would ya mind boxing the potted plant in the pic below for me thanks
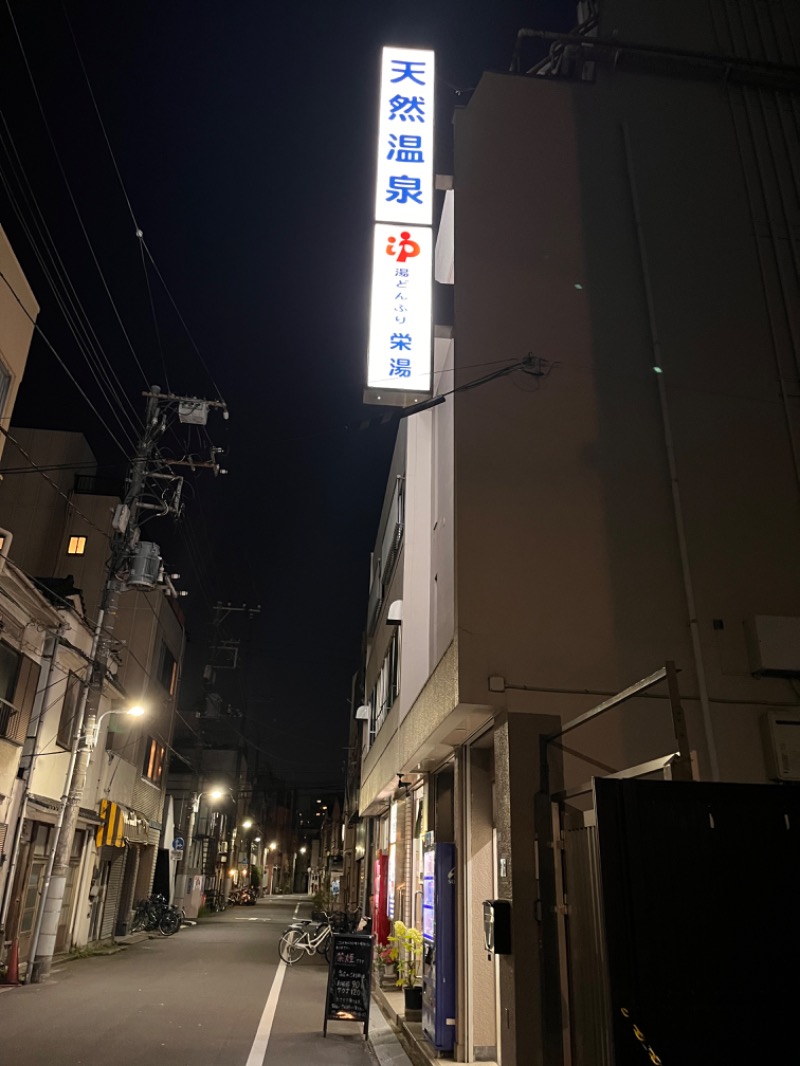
[388,920,424,1012]
[374,941,397,987]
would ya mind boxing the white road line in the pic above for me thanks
[243,902,302,1065]
[244,958,288,1066]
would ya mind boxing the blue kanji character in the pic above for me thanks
[386,176,422,205]
[389,357,412,378]
[387,134,424,163]
[390,333,412,351]
[388,95,425,122]
[395,268,409,278]
[391,60,426,86]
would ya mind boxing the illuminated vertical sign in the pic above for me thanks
[367,46,435,401]
[367,224,432,394]
[374,48,435,226]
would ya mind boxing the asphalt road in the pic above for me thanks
[0,895,378,1066]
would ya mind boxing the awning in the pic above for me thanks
[27,793,60,822]
[79,807,104,826]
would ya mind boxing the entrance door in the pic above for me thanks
[14,823,52,965]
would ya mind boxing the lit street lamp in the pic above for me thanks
[91,704,145,747]
[291,845,308,894]
[179,785,229,917]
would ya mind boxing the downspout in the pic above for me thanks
[622,122,720,781]
[0,624,64,934]
[29,608,104,979]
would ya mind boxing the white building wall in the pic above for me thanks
[398,411,433,717]
[431,337,455,667]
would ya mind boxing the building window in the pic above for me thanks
[0,641,20,738]
[367,630,401,748]
[56,672,82,749]
[158,643,177,696]
[0,362,11,419]
[142,736,165,785]
[67,536,87,556]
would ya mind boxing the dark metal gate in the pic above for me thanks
[540,663,800,1065]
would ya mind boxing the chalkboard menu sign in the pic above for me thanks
[323,933,374,1038]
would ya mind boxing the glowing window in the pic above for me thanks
[67,536,87,556]
[142,736,165,785]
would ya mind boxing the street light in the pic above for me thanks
[191,786,227,814]
[91,704,145,747]
[178,785,231,918]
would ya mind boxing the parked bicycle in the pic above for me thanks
[130,893,183,936]
[329,905,365,933]
[278,912,332,964]
[203,890,227,912]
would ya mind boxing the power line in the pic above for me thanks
[5,0,151,390]
[57,2,225,407]
[0,269,132,456]
[0,424,116,538]
[0,120,142,441]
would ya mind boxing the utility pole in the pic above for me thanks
[203,601,262,680]
[32,386,227,980]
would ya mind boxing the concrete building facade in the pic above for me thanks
[0,427,186,956]
[359,4,800,1064]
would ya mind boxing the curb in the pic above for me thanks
[370,987,435,1066]
[369,995,413,1066]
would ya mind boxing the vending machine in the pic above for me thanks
[421,835,456,1051]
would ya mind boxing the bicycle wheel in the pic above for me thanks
[130,908,146,933]
[315,926,332,961]
[279,928,306,965]
[159,909,182,936]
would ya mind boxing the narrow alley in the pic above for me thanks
[0,897,408,1066]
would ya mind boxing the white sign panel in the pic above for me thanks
[374,47,435,226]
[367,223,432,394]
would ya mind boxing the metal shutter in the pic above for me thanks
[100,850,127,940]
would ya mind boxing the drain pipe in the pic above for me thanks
[0,624,64,935]
[622,122,720,781]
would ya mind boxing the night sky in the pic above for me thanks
[0,1,570,793]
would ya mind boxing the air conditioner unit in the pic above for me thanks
[761,711,800,782]
[746,616,800,677]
